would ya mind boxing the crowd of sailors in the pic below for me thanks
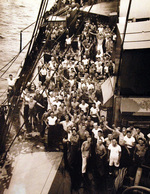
[8,16,150,188]
[48,0,114,15]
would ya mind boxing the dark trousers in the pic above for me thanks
[24,104,29,122]
[48,125,56,147]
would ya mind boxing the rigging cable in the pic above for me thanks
[1,1,95,164]
[30,2,94,87]
[0,39,31,78]
[0,0,60,163]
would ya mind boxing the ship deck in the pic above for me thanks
[4,152,63,194]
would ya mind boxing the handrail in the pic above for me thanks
[0,0,94,161]
[122,186,150,194]
[0,0,52,155]
[26,0,45,56]
[0,39,31,78]
[21,21,36,32]
[20,22,36,52]
[26,0,49,56]
[0,22,36,73]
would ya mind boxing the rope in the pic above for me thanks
[0,0,56,162]
[2,122,25,162]
[0,1,94,164]
[0,54,19,72]
[0,89,7,98]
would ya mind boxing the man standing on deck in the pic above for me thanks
[46,111,57,149]
[81,137,92,176]
[28,96,44,130]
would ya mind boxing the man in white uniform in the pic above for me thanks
[108,138,121,175]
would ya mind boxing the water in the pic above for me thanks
[0,0,55,103]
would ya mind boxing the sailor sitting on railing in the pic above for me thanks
[7,74,18,89]
[6,74,19,97]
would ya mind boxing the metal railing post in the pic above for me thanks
[20,31,22,52]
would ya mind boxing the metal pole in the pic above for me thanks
[116,0,132,92]
[20,31,22,52]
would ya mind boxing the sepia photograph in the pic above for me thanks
[0,0,150,193]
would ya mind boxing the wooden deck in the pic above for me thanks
[4,152,63,194]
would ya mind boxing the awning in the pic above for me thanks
[80,2,118,17]
[120,0,150,19]
[117,21,150,49]
[121,98,150,115]
[47,15,66,22]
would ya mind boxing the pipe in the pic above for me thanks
[20,31,22,52]
[122,186,150,194]
[116,0,133,93]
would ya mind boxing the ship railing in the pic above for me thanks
[26,0,49,57]
[0,0,58,155]
[0,0,95,161]
[20,21,36,52]
[0,41,31,107]
[0,37,35,105]
[0,0,50,104]
[122,186,150,194]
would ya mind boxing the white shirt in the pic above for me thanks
[40,68,47,76]
[104,66,109,73]
[94,100,101,110]
[90,107,98,117]
[124,135,135,148]
[87,83,94,91]
[7,78,16,87]
[82,59,89,66]
[92,128,102,139]
[98,27,103,33]
[97,136,104,143]
[96,65,103,74]
[68,131,72,141]
[47,116,57,125]
[108,144,121,158]
[79,103,89,113]
[60,120,73,131]
[69,79,75,87]
[66,37,71,45]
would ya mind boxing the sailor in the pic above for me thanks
[69,128,80,169]
[81,137,92,175]
[28,95,44,129]
[6,74,19,98]
[108,138,122,175]
[133,137,147,166]
[21,88,30,123]
[46,111,57,148]
[95,138,107,176]
[39,64,47,85]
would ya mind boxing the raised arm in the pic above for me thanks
[89,31,97,36]
[36,102,45,109]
